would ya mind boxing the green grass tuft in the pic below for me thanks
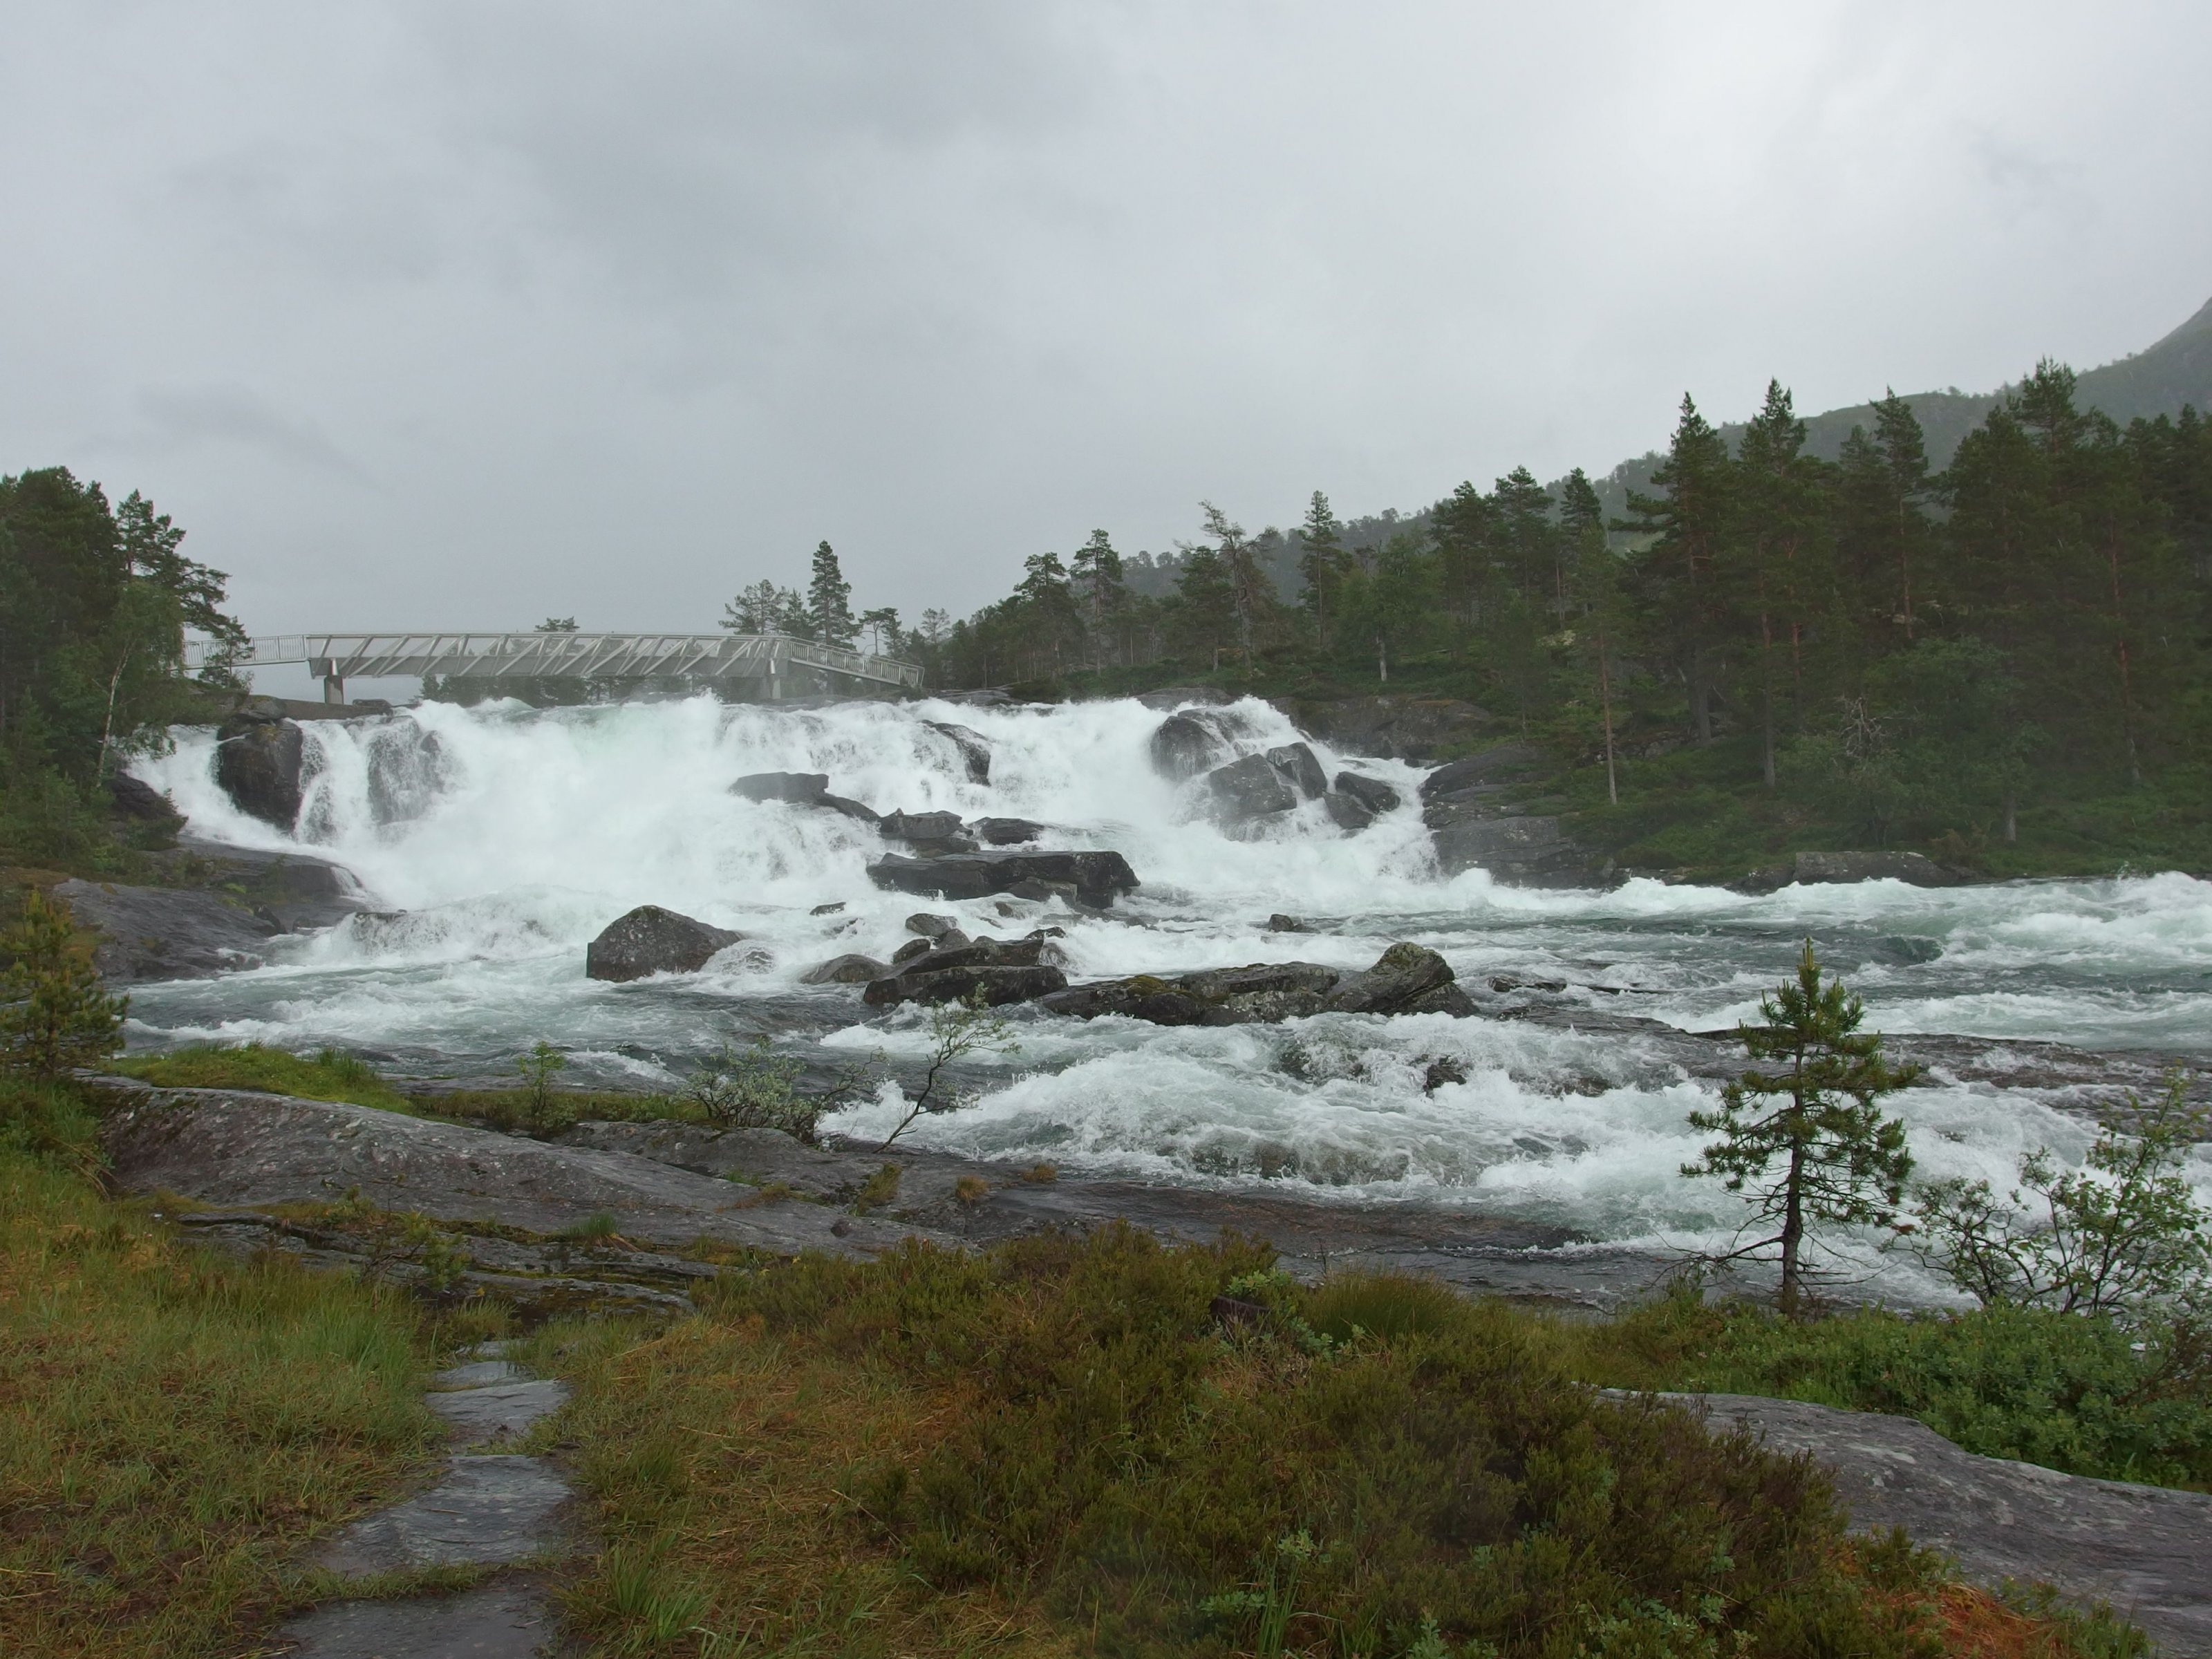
[111,1042,415,1114]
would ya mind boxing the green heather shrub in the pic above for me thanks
[1575,1280,2212,1489]
[565,1230,1953,1658]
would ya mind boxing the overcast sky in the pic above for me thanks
[5,2,2209,641]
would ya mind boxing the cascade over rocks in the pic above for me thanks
[584,905,742,982]
[359,720,451,827]
[923,720,992,783]
[1202,741,1333,827]
[863,932,1067,1007]
[1040,943,1471,1025]
[868,849,1138,909]
[214,702,306,829]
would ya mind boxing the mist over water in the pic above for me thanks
[129,695,2212,1291]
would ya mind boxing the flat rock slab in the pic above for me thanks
[320,1456,573,1575]
[1671,1392,2212,1655]
[430,1379,570,1443]
[95,1082,935,1257]
[276,1579,560,1658]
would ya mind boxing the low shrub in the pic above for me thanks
[537,1232,1987,1658]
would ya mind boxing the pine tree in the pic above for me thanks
[1295,492,1349,648]
[1683,942,1920,1315]
[807,541,855,648]
[1069,529,1130,668]
[1622,395,1735,744]
[1562,469,1622,804]
[1,888,126,1078]
[1730,381,1827,788]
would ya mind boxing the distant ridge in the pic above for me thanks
[1584,289,2212,519]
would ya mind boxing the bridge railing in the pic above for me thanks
[185,632,922,690]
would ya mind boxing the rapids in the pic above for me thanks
[129,694,2212,1297]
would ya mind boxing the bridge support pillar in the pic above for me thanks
[323,673,346,705]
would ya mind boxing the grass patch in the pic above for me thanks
[519,1233,2128,1658]
[111,1042,415,1114]
[0,1121,445,1657]
[420,1087,698,1136]
[1555,1281,2212,1490]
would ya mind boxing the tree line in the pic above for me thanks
[894,361,2208,854]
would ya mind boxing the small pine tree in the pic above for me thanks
[1,888,127,1077]
[1683,941,1920,1314]
[807,541,856,648]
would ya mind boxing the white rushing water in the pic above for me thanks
[129,694,2212,1291]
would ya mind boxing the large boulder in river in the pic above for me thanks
[1149,709,1238,781]
[585,906,742,982]
[863,933,1067,1007]
[924,721,991,784]
[800,953,888,986]
[1040,944,1470,1026]
[1333,771,1401,814]
[868,850,1138,910]
[1203,741,1329,825]
[732,771,881,825]
[215,705,306,829]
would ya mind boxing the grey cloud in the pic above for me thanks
[133,386,379,488]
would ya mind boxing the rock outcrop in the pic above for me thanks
[1421,746,1606,886]
[924,720,992,783]
[971,816,1044,845]
[868,850,1138,909]
[95,1082,925,1260]
[583,905,742,982]
[214,703,307,829]
[53,878,278,982]
[863,932,1069,1007]
[1735,850,1965,892]
[1277,694,1497,761]
[1041,943,1473,1025]
[879,809,977,854]
[1661,1393,2212,1656]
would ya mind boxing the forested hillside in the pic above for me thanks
[915,359,2212,877]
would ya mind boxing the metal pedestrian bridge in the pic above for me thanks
[185,632,924,702]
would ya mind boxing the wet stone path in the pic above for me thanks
[276,1344,577,1658]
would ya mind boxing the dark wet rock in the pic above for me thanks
[561,1121,878,1201]
[214,704,307,829]
[94,1082,932,1257]
[810,901,846,915]
[879,809,976,854]
[1278,694,1497,761]
[924,720,992,783]
[109,771,183,832]
[1400,983,1479,1018]
[863,933,1067,1006]
[1136,686,1238,710]
[1042,944,1463,1027]
[584,904,742,982]
[1425,807,1608,887]
[1266,913,1309,932]
[276,1578,561,1659]
[1422,1056,1470,1091]
[360,719,451,827]
[1149,709,1239,780]
[733,771,879,824]
[732,769,830,803]
[319,1454,571,1574]
[1333,771,1402,814]
[906,912,960,938]
[868,850,1138,909]
[1268,741,1329,799]
[429,1377,570,1442]
[1203,752,1298,820]
[1325,942,1454,1013]
[800,953,888,985]
[891,937,932,964]
[155,838,373,931]
[1421,743,1550,800]
[1322,791,1374,832]
[972,816,1045,845]
[1659,1393,2212,1656]
[51,878,277,982]
[1735,850,1966,892]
